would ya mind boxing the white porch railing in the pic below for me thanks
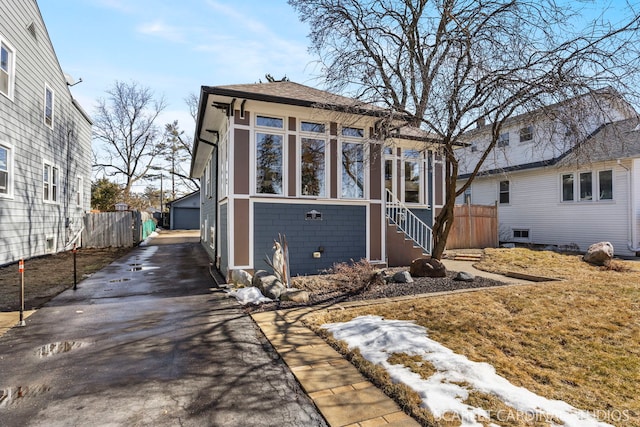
[385,189,433,254]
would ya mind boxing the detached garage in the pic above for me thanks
[168,191,200,230]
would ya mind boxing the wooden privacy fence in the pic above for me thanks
[82,211,156,248]
[446,203,498,250]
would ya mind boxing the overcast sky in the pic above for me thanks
[38,0,321,136]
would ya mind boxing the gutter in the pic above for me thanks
[618,160,640,253]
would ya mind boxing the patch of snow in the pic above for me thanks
[139,231,159,247]
[227,286,273,305]
[322,315,612,427]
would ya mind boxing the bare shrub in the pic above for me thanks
[324,258,383,293]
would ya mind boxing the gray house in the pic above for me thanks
[0,0,92,266]
[190,82,445,278]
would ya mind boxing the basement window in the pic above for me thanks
[513,229,530,240]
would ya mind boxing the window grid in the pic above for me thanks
[43,163,59,203]
[0,40,15,99]
[0,144,10,196]
[499,180,510,204]
[44,84,54,128]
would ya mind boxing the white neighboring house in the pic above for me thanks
[0,0,92,266]
[456,91,640,257]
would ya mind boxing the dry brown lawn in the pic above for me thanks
[304,248,640,427]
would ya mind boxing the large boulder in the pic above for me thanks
[253,274,286,299]
[410,257,447,278]
[583,242,614,266]
[252,270,271,287]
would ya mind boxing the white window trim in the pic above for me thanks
[560,169,615,203]
[596,168,614,202]
[253,128,286,197]
[401,148,425,205]
[43,161,60,204]
[0,141,14,199]
[299,122,329,198]
[255,114,285,130]
[511,227,531,242]
[76,175,84,208]
[0,36,16,101]
[44,83,55,129]
[519,125,534,143]
[338,136,367,200]
[498,180,510,205]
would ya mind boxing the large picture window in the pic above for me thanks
[0,144,11,196]
[0,40,15,99]
[341,142,364,198]
[256,132,283,195]
[301,137,325,197]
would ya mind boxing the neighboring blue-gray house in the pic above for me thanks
[168,190,200,230]
[0,0,92,266]
[190,82,445,277]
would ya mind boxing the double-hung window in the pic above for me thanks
[300,121,326,197]
[519,125,533,142]
[0,144,12,197]
[76,176,83,207]
[499,180,510,204]
[561,173,574,201]
[256,115,284,195]
[0,39,15,99]
[403,149,421,204]
[44,84,54,128]
[497,132,510,147]
[341,127,365,199]
[579,171,593,201]
[43,162,59,203]
[561,170,613,202]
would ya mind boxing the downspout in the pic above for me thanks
[618,160,640,253]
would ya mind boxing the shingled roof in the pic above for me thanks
[202,81,387,116]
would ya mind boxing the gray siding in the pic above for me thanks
[253,203,367,276]
[0,0,92,266]
[219,203,228,275]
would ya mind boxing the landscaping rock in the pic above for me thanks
[280,288,310,303]
[229,269,253,287]
[252,270,270,287]
[454,271,475,282]
[501,243,516,249]
[409,257,447,278]
[253,274,278,292]
[583,241,614,266]
[263,279,286,300]
[392,271,414,283]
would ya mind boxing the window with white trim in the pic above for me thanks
[579,171,593,201]
[497,132,510,147]
[43,162,59,203]
[340,126,365,199]
[0,38,15,99]
[76,176,83,207]
[513,229,530,240]
[598,170,613,200]
[301,137,326,197]
[561,173,574,201]
[403,149,421,203]
[0,143,12,197]
[44,84,54,128]
[256,132,283,195]
[519,125,533,142]
[499,180,510,204]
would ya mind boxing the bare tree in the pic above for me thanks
[289,0,640,259]
[93,80,167,198]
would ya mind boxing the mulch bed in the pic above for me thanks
[243,270,509,313]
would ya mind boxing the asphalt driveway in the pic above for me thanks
[0,231,326,426]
